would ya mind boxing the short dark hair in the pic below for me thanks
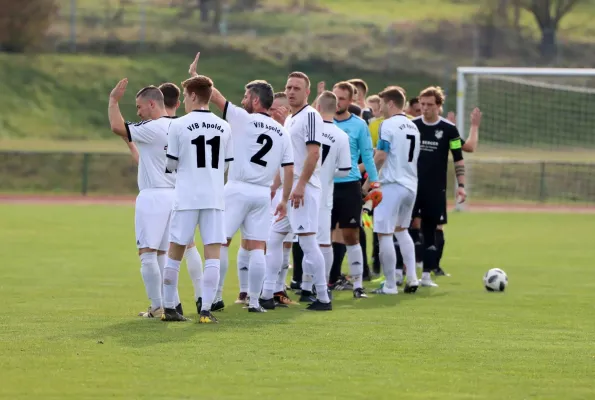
[408,97,419,106]
[287,71,311,88]
[136,86,165,104]
[379,86,406,109]
[333,81,356,100]
[245,80,274,110]
[181,75,213,104]
[158,83,180,108]
[274,92,287,99]
[317,91,337,114]
[348,79,368,96]
[348,103,362,117]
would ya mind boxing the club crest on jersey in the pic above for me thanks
[435,130,443,139]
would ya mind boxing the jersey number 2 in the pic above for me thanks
[192,135,220,168]
[250,134,273,167]
[406,134,416,163]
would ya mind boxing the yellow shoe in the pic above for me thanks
[198,310,218,324]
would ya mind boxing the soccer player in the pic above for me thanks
[406,97,422,118]
[122,82,205,317]
[368,87,420,294]
[314,90,352,280]
[162,75,233,323]
[261,71,331,311]
[348,78,373,124]
[330,81,380,298]
[411,86,466,288]
[206,80,294,313]
[108,79,177,319]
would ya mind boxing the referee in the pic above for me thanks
[330,81,379,298]
[411,86,466,287]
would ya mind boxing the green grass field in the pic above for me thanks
[1,203,594,399]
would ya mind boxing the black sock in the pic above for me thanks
[409,228,423,263]
[421,221,438,273]
[372,233,381,274]
[436,229,445,268]
[330,242,346,284]
[291,241,304,283]
[359,227,370,279]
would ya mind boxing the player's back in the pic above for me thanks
[333,113,369,183]
[126,117,176,191]
[167,110,232,211]
[223,102,293,187]
[319,121,351,208]
[284,105,323,188]
[379,114,420,193]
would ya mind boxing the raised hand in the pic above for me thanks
[188,52,200,77]
[110,78,128,102]
[470,107,482,128]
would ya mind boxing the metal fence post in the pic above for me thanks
[81,153,90,196]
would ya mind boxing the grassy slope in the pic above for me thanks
[1,204,594,399]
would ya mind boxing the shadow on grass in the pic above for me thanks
[328,286,449,310]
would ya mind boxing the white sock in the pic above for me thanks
[201,259,220,312]
[394,231,418,283]
[140,252,162,309]
[346,244,364,289]
[216,246,229,301]
[185,246,203,301]
[237,247,250,294]
[300,235,329,303]
[320,246,333,281]
[157,254,166,298]
[379,235,397,290]
[248,249,266,308]
[163,258,181,309]
[262,232,285,300]
[275,246,291,292]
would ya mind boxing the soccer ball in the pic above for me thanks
[483,268,508,292]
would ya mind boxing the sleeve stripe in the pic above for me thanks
[281,162,294,167]
[338,167,351,171]
[307,112,314,142]
[225,158,234,162]
[222,101,229,121]
[166,154,178,160]
[125,124,132,142]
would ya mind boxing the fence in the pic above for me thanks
[2,151,594,206]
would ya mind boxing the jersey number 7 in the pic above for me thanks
[406,134,416,163]
[192,135,220,169]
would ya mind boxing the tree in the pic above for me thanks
[520,0,582,60]
[0,0,57,52]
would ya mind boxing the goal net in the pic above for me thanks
[455,67,595,209]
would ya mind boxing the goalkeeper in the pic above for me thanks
[329,81,380,299]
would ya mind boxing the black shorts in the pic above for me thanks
[332,181,362,229]
[412,186,448,225]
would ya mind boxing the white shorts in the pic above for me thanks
[373,183,416,234]
[317,205,332,245]
[135,188,175,251]
[224,181,270,241]
[270,189,296,243]
[169,209,226,246]
[271,183,320,235]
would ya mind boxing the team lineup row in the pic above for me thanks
[107,52,482,323]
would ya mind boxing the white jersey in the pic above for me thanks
[166,110,233,211]
[319,121,351,208]
[126,117,176,191]
[284,105,324,189]
[377,113,420,192]
[223,101,294,187]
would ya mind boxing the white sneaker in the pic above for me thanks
[138,306,164,318]
[371,285,398,295]
[420,278,438,287]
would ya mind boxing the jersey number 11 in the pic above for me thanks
[192,135,220,169]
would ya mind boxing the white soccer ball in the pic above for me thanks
[483,268,508,292]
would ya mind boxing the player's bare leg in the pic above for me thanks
[137,247,164,318]
[184,242,204,313]
[161,243,189,322]
[235,238,250,305]
[342,227,367,298]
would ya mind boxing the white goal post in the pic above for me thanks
[454,67,595,209]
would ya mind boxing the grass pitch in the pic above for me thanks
[1,204,594,399]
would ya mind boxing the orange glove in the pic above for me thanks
[363,182,382,209]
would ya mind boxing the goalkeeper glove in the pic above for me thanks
[363,182,382,213]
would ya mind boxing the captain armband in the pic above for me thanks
[377,139,390,152]
[450,138,464,162]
